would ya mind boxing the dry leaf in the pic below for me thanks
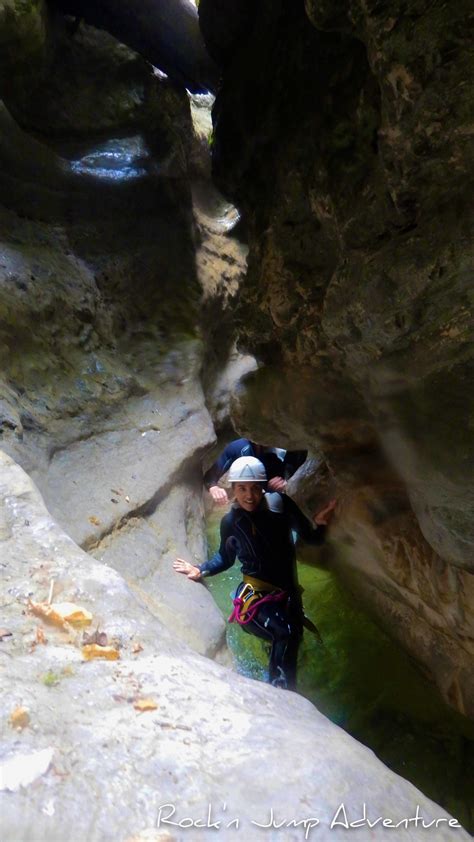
[54,602,93,627]
[28,601,68,629]
[28,601,92,629]
[133,698,158,713]
[112,693,128,703]
[9,706,30,730]
[132,642,143,654]
[82,644,120,661]
[0,628,12,641]
[83,629,108,647]
[35,626,47,644]
[88,516,101,526]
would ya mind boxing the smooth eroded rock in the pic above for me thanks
[0,450,469,842]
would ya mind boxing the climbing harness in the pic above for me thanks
[228,576,288,626]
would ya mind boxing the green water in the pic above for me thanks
[205,511,474,833]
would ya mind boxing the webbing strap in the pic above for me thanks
[228,586,287,626]
[242,574,276,592]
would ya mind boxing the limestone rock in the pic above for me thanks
[204,345,257,434]
[0,0,51,103]
[204,0,474,717]
[94,482,227,659]
[199,0,254,66]
[0,7,233,664]
[6,21,163,139]
[192,164,250,414]
[0,450,469,842]
[41,381,214,548]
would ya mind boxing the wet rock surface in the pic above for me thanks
[204,0,474,718]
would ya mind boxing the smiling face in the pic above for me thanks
[233,481,264,512]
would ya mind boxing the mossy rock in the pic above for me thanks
[0,0,51,101]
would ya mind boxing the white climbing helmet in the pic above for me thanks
[228,456,267,483]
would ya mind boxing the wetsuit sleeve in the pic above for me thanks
[199,514,237,576]
[203,439,252,489]
[283,494,326,545]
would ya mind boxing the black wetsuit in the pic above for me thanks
[199,492,326,689]
[203,438,307,489]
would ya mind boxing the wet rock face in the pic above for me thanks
[203,0,474,714]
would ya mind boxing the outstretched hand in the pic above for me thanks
[313,498,337,526]
[173,557,202,580]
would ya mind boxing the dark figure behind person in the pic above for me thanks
[175,456,335,690]
[203,437,307,505]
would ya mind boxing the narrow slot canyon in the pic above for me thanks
[0,1,473,840]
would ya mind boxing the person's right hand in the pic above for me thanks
[173,558,202,580]
[267,476,287,492]
[209,485,228,505]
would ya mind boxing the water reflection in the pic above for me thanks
[64,136,153,180]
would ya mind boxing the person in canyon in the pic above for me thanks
[174,456,336,690]
[203,438,307,504]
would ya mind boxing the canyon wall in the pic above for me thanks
[200,0,474,717]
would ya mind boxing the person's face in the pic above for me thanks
[233,482,264,512]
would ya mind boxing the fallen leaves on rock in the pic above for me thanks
[88,516,101,526]
[82,643,120,661]
[28,624,48,652]
[133,698,158,713]
[83,628,108,647]
[131,642,143,654]
[0,628,12,641]
[35,626,47,644]
[28,600,92,629]
[9,706,30,730]
[112,693,132,703]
